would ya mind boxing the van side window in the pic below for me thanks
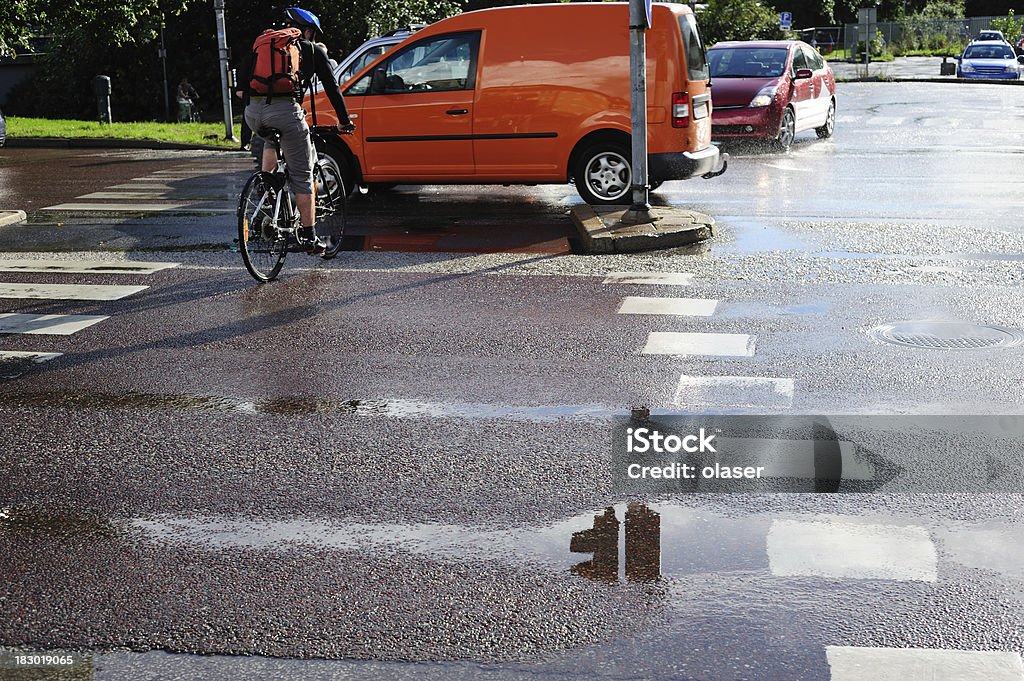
[372,32,480,94]
[678,14,709,81]
[340,45,389,83]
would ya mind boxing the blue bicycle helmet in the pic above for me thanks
[284,7,322,37]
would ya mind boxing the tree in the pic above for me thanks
[699,0,785,45]
[5,0,463,121]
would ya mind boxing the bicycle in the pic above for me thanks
[236,125,350,282]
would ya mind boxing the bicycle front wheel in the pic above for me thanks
[238,173,287,282]
[314,156,347,260]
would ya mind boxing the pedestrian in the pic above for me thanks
[176,77,199,122]
[236,7,354,252]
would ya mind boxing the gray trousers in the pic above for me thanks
[244,100,316,194]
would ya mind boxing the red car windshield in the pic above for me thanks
[709,48,789,78]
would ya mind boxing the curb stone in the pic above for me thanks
[0,210,27,227]
[569,204,714,254]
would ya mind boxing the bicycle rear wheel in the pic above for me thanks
[238,173,287,281]
[314,156,347,260]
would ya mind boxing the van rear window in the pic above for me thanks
[678,13,709,81]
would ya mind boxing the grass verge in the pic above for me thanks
[6,117,241,148]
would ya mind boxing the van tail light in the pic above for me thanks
[672,92,690,128]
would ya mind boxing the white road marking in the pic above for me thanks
[674,374,793,408]
[603,271,694,286]
[767,519,937,582]
[0,283,148,301]
[0,313,109,335]
[826,646,1024,681]
[77,192,169,200]
[763,163,814,173]
[0,351,62,363]
[109,184,173,190]
[643,332,755,357]
[41,203,232,213]
[42,202,191,211]
[618,296,718,316]
[715,437,869,480]
[0,259,178,275]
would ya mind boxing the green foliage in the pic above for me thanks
[989,9,1024,41]
[0,0,34,58]
[914,0,965,19]
[4,0,463,121]
[699,0,784,45]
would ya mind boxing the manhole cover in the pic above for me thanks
[871,321,1024,350]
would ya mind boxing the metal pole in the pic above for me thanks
[160,20,170,122]
[214,0,238,141]
[628,0,650,212]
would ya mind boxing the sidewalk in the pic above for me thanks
[829,56,955,81]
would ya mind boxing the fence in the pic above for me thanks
[800,16,1013,59]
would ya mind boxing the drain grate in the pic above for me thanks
[872,321,1024,350]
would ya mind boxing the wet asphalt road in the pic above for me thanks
[2,82,1024,680]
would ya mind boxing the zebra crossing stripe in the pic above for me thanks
[826,646,1024,681]
[0,314,109,335]
[109,184,173,190]
[0,283,148,301]
[0,351,62,363]
[674,375,793,408]
[41,202,192,212]
[767,519,938,582]
[77,192,169,200]
[643,332,755,357]
[603,272,694,286]
[0,260,178,275]
[618,297,718,316]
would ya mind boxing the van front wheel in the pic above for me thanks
[574,142,632,205]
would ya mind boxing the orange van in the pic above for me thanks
[312,2,726,204]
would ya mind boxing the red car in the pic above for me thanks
[708,40,836,150]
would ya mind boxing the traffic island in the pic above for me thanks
[0,210,27,227]
[569,204,714,254]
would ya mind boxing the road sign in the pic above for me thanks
[780,11,792,29]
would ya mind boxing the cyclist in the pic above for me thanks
[176,77,199,122]
[237,7,354,252]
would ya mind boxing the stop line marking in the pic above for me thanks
[0,259,178,275]
[0,351,62,363]
[0,283,148,301]
[674,375,793,408]
[603,271,694,286]
[768,519,938,582]
[826,646,1024,681]
[643,332,755,357]
[0,313,109,335]
[618,296,718,316]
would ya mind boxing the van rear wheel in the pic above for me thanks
[574,142,632,205]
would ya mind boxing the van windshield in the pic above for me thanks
[709,48,789,78]
[678,14,709,81]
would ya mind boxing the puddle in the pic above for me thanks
[715,218,815,255]
[0,507,122,540]
[125,504,955,588]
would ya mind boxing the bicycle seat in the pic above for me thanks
[257,127,283,143]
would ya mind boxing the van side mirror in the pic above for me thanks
[370,68,387,95]
[794,68,812,79]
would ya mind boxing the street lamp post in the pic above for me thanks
[214,0,238,141]
[628,0,651,215]
[159,19,170,122]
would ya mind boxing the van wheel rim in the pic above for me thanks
[585,151,631,201]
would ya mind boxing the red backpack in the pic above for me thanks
[249,27,303,96]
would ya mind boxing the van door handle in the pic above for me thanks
[446,109,469,115]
